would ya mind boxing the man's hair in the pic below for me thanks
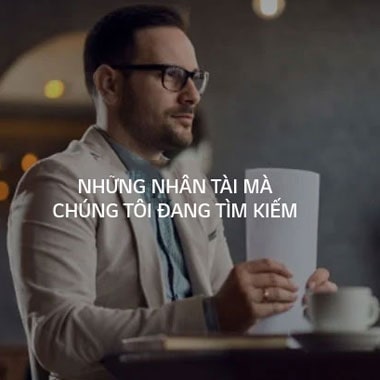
[83,5,186,96]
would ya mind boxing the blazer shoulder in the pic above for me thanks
[13,140,102,201]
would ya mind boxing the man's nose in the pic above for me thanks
[178,78,201,105]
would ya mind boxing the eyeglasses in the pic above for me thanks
[110,64,209,95]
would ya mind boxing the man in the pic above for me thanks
[7,5,336,380]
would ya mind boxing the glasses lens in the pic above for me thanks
[163,66,209,94]
[193,71,209,95]
[163,66,186,91]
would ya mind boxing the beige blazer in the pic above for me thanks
[7,126,233,380]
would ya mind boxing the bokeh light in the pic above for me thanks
[0,181,10,201]
[21,153,39,172]
[44,79,65,99]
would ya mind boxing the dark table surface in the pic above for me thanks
[104,348,380,380]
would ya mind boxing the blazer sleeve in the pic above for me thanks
[7,159,209,379]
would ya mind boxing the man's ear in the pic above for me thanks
[93,64,123,106]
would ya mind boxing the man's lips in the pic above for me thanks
[171,113,194,120]
[171,114,194,127]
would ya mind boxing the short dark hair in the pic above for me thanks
[83,5,186,96]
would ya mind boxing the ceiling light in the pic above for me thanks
[252,0,286,19]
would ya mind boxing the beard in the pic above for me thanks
[118,90,194,154]
[159,116,194,150]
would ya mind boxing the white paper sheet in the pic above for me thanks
[245,168,319,334]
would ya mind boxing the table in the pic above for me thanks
[104,349,380,380]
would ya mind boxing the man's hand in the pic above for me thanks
[303,268,338,306]
[213,259,298,333]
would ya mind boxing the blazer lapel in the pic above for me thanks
[82,126,166,307]
[116,185,166,307]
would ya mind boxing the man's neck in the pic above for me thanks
[98,124,168,168]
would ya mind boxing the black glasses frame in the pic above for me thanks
[110,64,209,95]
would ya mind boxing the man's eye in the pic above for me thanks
[166,68,184,79]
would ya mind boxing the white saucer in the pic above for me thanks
[291,328,380,351]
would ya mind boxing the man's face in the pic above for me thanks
[118,26,201,154]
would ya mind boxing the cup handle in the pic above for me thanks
[303,306,310,321]
[368,296,380,326]
[303,290,312,322]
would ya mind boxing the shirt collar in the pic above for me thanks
[97,128,166,181]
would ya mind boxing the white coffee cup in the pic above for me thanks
[306,287,379,332]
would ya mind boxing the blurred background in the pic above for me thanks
[0,0,380,367]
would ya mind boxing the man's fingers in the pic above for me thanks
[307,268,330,289]
[250,273,299,291]
[312,281,338,293]
[244,259,293,278]
[262,287,298,303]
[248,286,298,303]
[247,285,298,320]
[302,281,338,305]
